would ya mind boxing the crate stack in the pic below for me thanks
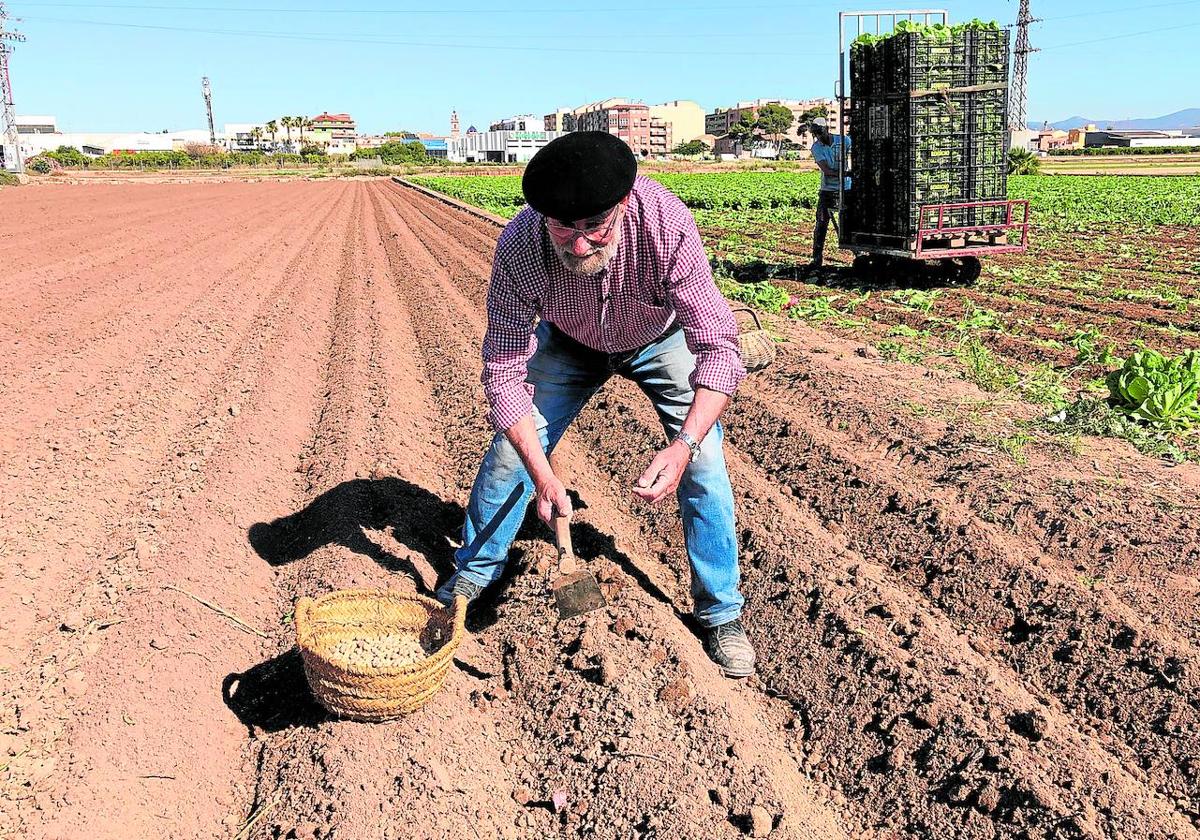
[846,25,1011,245]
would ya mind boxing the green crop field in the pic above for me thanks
[411,171,1200,460]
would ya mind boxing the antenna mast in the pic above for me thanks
[1,1,26,173]
[202,76,216,146]
[1010,0,1038,132]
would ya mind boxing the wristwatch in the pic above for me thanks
[673,431,701,463]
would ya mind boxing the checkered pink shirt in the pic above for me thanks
[482,175,745,431]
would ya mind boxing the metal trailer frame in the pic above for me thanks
[834,9,1030,275]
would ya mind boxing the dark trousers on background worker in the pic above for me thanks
[812,189,842,265]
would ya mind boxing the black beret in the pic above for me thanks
[522,131,637,222]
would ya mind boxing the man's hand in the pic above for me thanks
[535,473,572,525]
[632,441,691,505]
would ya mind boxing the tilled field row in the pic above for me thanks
[1,180,1197,840]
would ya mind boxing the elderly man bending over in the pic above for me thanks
[436,132,755,677]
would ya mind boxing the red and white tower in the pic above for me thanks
[0,1,26,173]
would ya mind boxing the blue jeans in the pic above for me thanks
[439,320,744,628]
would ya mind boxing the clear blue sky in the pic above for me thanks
[5,0,1200,134]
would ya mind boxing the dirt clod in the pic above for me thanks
[748,804,773,836]
[657,676,694,716]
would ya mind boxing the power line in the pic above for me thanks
[1041,0,1200,22]
[18,14,833,56]
[9,1,822,15]
[1038,19,1200,51]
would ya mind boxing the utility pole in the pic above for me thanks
[202,76,216,146]
[1,1,26,173]
[1010,0,1039,133]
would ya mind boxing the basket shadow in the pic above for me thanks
[221,647,327,732]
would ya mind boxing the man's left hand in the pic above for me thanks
[632,442,691,505]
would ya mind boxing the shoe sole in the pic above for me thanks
[719,663,756,678]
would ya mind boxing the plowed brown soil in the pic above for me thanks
[2,179,1198,840]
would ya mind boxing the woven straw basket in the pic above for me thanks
[734,308,777,372]
[295,589,467,721]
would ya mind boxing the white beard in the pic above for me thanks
[552,236,621,275]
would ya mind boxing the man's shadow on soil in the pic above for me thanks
[226,476,685,730]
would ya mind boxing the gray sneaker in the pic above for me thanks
[435,574,485,608]
[705,619,757,678]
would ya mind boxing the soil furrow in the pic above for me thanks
[0,184,294,326]
[721,382,1200,823]
[9,178,1195,840]
[0,182,321,384]
[0,182,351,667]
[388,182,1195,835]
[3,182,357,838]
[363,182,852,839]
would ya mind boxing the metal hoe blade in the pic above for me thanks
[553,569,607,620]
[551,511,607,620]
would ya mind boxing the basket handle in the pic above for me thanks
[731,307,764,331]
[294,596,314,644]
[449,595,468,640]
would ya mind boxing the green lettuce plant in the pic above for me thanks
[1106,350,1200,428]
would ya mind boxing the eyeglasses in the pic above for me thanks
[545,204,622,247]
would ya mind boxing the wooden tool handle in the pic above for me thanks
[552,512,577,575]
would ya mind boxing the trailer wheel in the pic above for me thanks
[939,257,982,284]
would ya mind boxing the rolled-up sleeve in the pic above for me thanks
[481,256,539,431]
[665,217,747,396]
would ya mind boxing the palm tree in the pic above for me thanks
[297,116,313,147]
[265,119,278,151]
[250,126,263,150]
[1007,146,1041,175]
[281,116,295,151]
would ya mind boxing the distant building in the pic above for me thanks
[448,129,562,163]
[19,126,214,159]
[1084,129,1200,148]
[648,100,706,147]
[16,115,58,134]
[1035,128,1072,153]
[416,138,448,159]
[565,98,673,157]
[706,98,839,153]
[224,122,270,152]
[356,134,447,158]
[1066,124,1095,147]
[490,114,541,132]
[310,112,357,142]
[450,110,460,140]
[549,107,576,132]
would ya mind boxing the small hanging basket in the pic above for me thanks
[733,308,777,372]
[295,589,467,722]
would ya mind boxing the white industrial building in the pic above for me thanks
[448,129,562,163]
[1084,129,1200,148]
[16,115,216,158]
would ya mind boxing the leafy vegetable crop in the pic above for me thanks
[852,17,999,48]
[1106,350,1200,428]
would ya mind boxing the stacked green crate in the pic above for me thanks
[847,20,1010,244]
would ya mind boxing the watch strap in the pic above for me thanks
[673,431,701,462]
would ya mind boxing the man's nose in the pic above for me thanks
[571,234,593,256]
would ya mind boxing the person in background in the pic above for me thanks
[806,116,851,273]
